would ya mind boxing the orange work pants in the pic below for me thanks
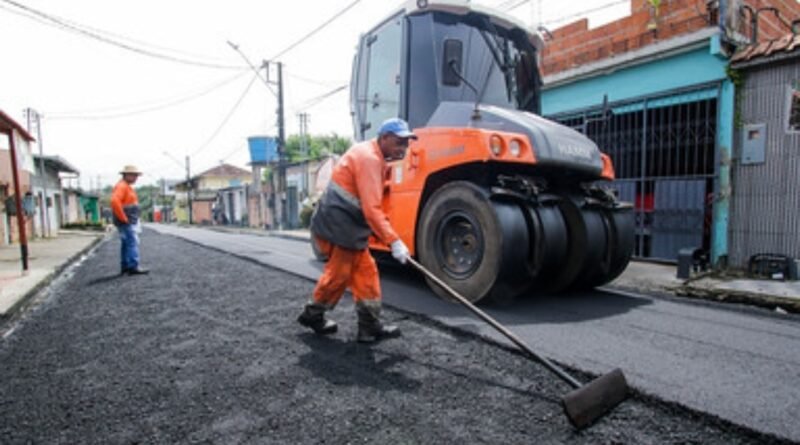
[312,236,381,308]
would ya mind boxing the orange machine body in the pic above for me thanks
[368,126,616,255]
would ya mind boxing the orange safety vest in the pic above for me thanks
[110,180,140,225]
[311,140,398,249]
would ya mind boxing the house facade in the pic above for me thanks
[0,110,36,245]
[728,34,800,268]
[540,0,800,266]
[32,154,79,237]
[175,163,251,224]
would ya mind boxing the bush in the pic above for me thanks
[299,200,318,229]
[62,221,105,231]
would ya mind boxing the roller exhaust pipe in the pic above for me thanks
[407,257,629,429]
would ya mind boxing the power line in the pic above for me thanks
[294,84,348,112]
[0,0,246,70]
[45,71,250,120]
[269,0,362,61]
[502,0,531,13]
[286,71,347,88]
[191,73,260,157]
[540,0,629,27]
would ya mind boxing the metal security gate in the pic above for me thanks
[550,86,719,261]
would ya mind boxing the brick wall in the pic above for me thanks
[542,0,800,76]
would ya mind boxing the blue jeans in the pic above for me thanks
[118,224,140,271]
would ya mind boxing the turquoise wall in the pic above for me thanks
[542,38,734,265]
[542,44,728,115]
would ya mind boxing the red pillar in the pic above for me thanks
[4,131,29,271]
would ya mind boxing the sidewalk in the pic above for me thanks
[0,230,104,319]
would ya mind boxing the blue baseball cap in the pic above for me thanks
[378,118,417,140]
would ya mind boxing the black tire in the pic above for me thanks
[584,206,634,287]
[545,198,609,292]
[416,181,528,304]
[521,202,569,293]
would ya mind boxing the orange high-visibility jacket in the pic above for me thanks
[110,180,139,225]
[311,140,399,249]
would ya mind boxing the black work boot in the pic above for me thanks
[356,302,400,343]
[297,303,337,335]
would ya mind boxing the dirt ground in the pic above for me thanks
[0,230,792,444]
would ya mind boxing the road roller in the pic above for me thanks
[317,0,635,304]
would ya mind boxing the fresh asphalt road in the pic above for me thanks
[3,229,783,444]
[149,224,800,442]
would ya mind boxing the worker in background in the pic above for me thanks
[298,118,415,343]
[111,165,149,275]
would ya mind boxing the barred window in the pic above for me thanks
[788,80,800,133]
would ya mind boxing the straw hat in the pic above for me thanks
[119,165,143,175]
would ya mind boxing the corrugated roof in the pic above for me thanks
[195,163,250,178]
[34,154,80,174]
[731,34,800,67]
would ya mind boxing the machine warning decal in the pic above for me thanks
[428,145,465,161]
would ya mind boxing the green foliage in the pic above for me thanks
[727,66,746,129]
[135,185,161,210]
[63,221,105,231]
[299,196,319,228]
[299,205,314,228]
[284,133,351,162]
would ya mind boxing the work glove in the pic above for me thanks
[390,239,410,265]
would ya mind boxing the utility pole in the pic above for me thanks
[298,112,309,198]
[25,108,49,237]
[276,61,287,230]
[185,155,193,225]
[264,60,288,230]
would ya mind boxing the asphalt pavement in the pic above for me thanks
[147,224,800,442]
[0,229,790,444]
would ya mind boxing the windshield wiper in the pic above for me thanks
[477,16,514,103]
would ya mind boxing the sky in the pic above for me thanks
[0,0,629,189]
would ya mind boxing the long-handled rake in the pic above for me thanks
[407,257,629,429]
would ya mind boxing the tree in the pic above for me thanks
[284,133,351,162]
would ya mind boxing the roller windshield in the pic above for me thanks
[403,11,542,131]
[430,12,540,112]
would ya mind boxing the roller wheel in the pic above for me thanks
[545,198,609,292]
[521,202,569,293]
[583,206,634,288]
[416,181,528,304]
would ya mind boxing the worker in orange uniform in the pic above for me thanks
[298,118,415,343]
[111,165,149,275]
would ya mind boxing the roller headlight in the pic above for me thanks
[509,139,522,157]
[490,135,503,156]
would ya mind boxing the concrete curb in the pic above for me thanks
[676,285,800,314]
[0,234,106,322]
[204,226,311,243]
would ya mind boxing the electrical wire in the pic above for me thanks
[286,71,347,88]
[191,73,260,157]
[0,0,246,70]
[540,0,629,27]
[269,0,362,61]
[44,71,250,120]
[502,0,531,13]
[293,84,348,112]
